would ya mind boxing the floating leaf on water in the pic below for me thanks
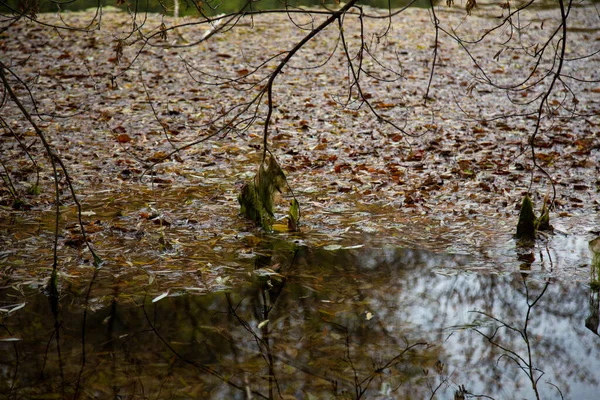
[147,151,169,163]
[8,302,26,314]
[360,225,378,234]
[152,291,169,303]
[182,287,205,292]
[343,244,364,250]
[215,276,230,285]
[245,235,261,247]
[116,133,131,143]
[0,302,26,314]
[257,320,269,329]
[253,268,284,278]
[272,223,289,232]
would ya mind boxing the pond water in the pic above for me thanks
[2,0,599,397]
[2,243,599,399]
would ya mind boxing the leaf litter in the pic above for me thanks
[0,2,599,298]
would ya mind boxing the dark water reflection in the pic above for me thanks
[1,245,599,399]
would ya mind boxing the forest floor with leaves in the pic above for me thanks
[1,2,599,295]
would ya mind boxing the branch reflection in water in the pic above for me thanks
[1,242,599,399]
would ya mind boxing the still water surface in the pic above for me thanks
[1,244,599,399]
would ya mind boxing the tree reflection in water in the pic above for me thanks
[1,243,600,399]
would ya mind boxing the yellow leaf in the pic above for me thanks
[272,223,289,232]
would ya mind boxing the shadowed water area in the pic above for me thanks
[2,243,600,399]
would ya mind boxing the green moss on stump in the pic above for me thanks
[238,156,287,231]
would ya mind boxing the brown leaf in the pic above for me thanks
[152,177,172,185]
[117,133,132,143]
[297,119,310,129]
[85,224,104,234]
[147,152,168,163]
[65,235,86,248]
[374,102,396,109]
[334,163,351,173]
[405,150,424,162]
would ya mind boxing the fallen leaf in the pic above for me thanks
[152,291,169,303]
[117,133,132,143]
